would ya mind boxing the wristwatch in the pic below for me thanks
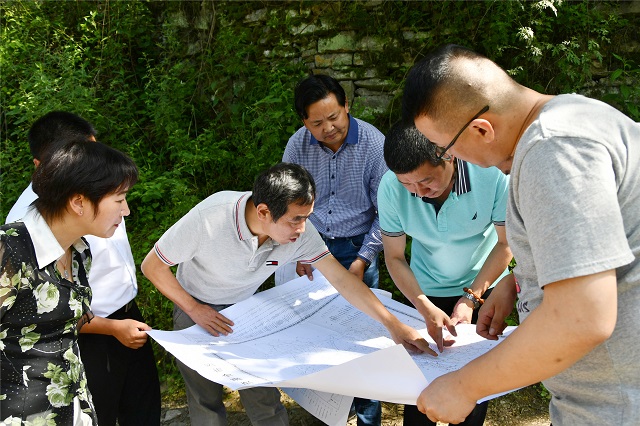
[462,292,480,309]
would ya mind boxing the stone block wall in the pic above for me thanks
[238,1,640,118]
[165,1,640,118]
[243,4,415,116]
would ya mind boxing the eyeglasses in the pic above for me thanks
[435,105,490,161]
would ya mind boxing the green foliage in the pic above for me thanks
[538,383,552,401]
[1,0,637,398]
[602,54,640,121]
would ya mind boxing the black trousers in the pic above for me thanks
[403,289,493,426]
[78,300,161,426]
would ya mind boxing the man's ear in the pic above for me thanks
[69,194,85,217]
[33,158,40,168]
[344,98,349,114]
[255,203,271,222]
[472,119,495,144]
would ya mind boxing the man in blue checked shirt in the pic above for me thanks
[281,74,387,426]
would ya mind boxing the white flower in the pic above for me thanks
[46,379,70,408]
[517,27,534,42]
[22,365,31,386]
[1,415,23,426]
[534,0,560,16]
[68,293,82,319]
[0,329,6,351]
[44,362,73,408]
[63,347,82,382]
[530,46,543,56]
[33,282,60,314]
[26,412,58,426]
[0,276,15,310]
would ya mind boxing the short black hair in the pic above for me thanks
[294,74,347,120]
[28,111,97,161]
[252,163,315,222]
[402,44,480,122]
[384,121,443,174]
[32,139,138,222]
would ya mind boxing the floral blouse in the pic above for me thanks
[1,221,97,425]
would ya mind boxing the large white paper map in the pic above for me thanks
[148,271,517,425]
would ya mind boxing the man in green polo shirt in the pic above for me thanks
[378,123,512,426]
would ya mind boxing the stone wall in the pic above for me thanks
[244,3,418,115]
[239,1,640,116]
[170,1,640,117]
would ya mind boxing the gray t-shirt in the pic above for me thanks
[154,191,329,305]
[508,94,640,425]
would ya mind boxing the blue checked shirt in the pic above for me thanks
[283,115,388,263]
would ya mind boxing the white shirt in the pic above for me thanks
[22,207,89,269]
[6,183,137,317]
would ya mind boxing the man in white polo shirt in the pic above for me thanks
[6,111,161,426]
[141,162,433,426]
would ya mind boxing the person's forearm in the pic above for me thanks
[385,255,434,315]
[315,255,432,354]
[468,240,512,296]
[316,256,396,325]
[337,269,394,324]
[141,251,199,315]
[79,315,115,335]
[455,271,617,401]
[357,222,383,264]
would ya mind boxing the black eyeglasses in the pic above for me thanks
[435,105,490,161]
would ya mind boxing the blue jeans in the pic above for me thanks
[352,398,382,426]
[322,233,381,426]
[321,233,379,289]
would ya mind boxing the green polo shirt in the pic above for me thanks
[378,160,509,297]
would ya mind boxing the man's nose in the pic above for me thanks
[414,185,429,198]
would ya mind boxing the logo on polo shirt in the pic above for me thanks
[266,260,279,266]
[472,212,477,220]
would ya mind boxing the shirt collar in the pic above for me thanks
[21,208,88,269]
[453,158,471,195]
[233,192,280,247]
[234,192,254,241]
[412,158,471,203]
[309,114,359,146]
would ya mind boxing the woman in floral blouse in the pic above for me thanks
[1,139,138,425]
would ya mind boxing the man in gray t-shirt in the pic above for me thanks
[141,163,432,426]
[401,44,640,426]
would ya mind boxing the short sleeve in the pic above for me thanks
[378,171,405,236]
[491,172,509,225]
[295,221,330,264]
[154,207,204,266]
[516,138,633,286]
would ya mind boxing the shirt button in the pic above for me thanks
[331,191,335,195]
[331,175,335,179]
[328,210,332,214]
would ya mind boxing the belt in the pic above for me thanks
[116,299,135,314]
[320,234,354,242]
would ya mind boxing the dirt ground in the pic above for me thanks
[162,384,550,425]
